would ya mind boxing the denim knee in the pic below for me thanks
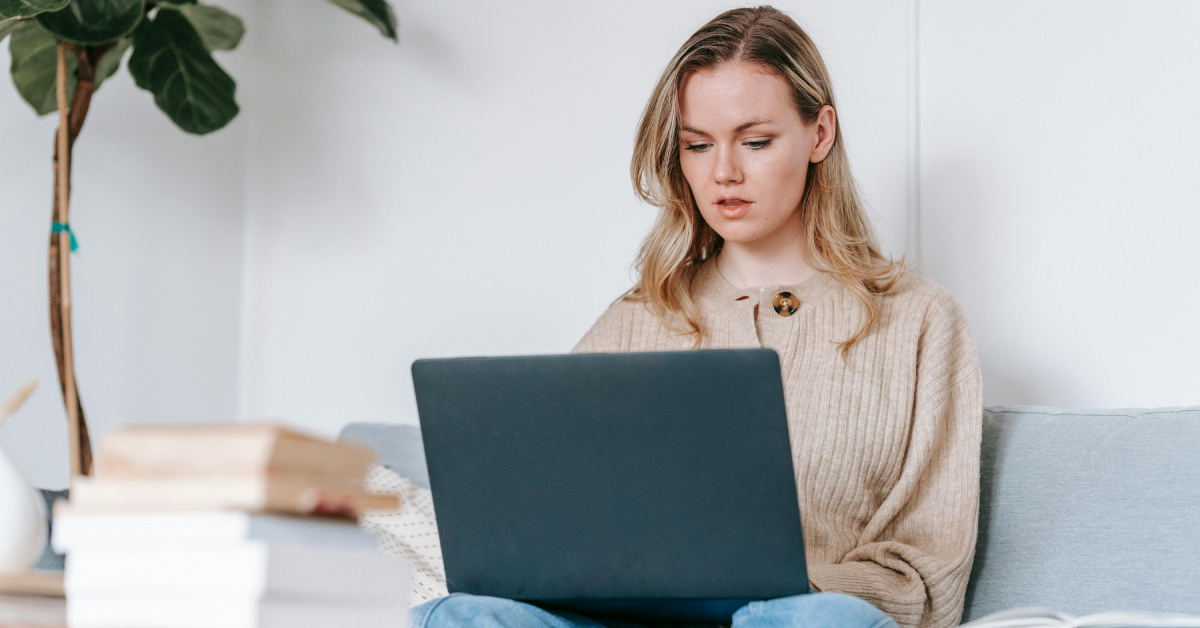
[412,593,603,628]
[731,592,898,628]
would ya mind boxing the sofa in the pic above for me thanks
[339,404,1200,621]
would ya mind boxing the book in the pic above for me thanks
[960,607,1200,628]
[0,592,65,627]
[0,572,65,628]
[64,543,409,602]
[51,511,378,553]
[0,571,64,598]
[62,475,401,518]
[94,423,376,483]
[66,595,407,628]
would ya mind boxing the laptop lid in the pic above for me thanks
[411,348,809,623]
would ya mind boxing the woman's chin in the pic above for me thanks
[712,225,772,246]
[707,212,803,249]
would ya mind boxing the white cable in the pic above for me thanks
[960,607,1200,628]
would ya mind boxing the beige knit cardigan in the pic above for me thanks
[571,257,983,628]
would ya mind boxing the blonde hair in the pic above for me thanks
[626,5,907,359]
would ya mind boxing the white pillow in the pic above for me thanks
[359,464,449,606]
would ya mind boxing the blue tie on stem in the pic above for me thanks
[51,222,78,252]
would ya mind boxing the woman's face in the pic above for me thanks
[678,61,835,249]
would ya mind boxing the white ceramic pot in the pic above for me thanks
[0,440,47,574]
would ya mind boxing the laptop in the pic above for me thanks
[411,348,809,624]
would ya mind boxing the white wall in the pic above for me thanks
[0,0,251,489]
[919,0,1200,407]
[238,0,914,436]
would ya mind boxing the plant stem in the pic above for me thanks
[50,42,95,478]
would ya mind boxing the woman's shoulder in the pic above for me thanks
[570,291,664,354]
[883,267,971,329]
[593,290,659,325]
[883,268,980,380]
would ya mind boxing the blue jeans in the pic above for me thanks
[412,592,899,628]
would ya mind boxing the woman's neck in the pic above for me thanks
[715,233,816,290]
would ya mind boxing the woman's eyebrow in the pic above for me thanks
[680,118,775,136]
[734,118,773,132]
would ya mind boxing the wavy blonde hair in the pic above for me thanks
[626,5,908,359]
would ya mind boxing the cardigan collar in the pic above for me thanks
[690,255,844,316]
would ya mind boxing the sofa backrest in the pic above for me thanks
[964,405,1200,619]
[342,422,430,489]
[341,404,1200,619]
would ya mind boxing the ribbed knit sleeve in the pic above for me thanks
[805,291,982,628]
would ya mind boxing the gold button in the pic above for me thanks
[772,291,799,316]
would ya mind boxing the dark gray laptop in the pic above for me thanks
[411,348,809,624]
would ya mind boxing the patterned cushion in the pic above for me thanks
[360,465,447,606]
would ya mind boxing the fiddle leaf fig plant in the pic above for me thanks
[2,0,397,478]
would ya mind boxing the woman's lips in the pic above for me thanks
[716,199,751,219]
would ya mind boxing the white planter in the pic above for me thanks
[0,439,47,573]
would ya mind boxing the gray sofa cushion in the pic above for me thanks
[341,423,430,489]
[34,488,67,570]
[963,405,1200,619]
[340,405,1200,618]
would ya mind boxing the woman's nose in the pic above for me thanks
[713,145,743,185]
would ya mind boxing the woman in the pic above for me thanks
[413,6,982,628]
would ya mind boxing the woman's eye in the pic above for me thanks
[745,139,772,150]
[683,143,710,152]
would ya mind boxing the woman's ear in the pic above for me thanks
[809,105,837,163]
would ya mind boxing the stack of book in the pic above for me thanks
[51,423,410,628]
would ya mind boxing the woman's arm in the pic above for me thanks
[806,292,983,628]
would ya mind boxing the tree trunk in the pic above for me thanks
[49,42,104,479]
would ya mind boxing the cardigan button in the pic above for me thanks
[772,292,799,316]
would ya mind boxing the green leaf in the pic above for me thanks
[37,0,144,45]
[92,34,128,87]
[8,18,75,115]
[1,16,22,41]
[0,0,70,21]
[8,20,129,116]
[127,8,237,134]
[324,0,396,41]
[167,2,241,51]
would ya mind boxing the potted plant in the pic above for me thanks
[1,0,397,478]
